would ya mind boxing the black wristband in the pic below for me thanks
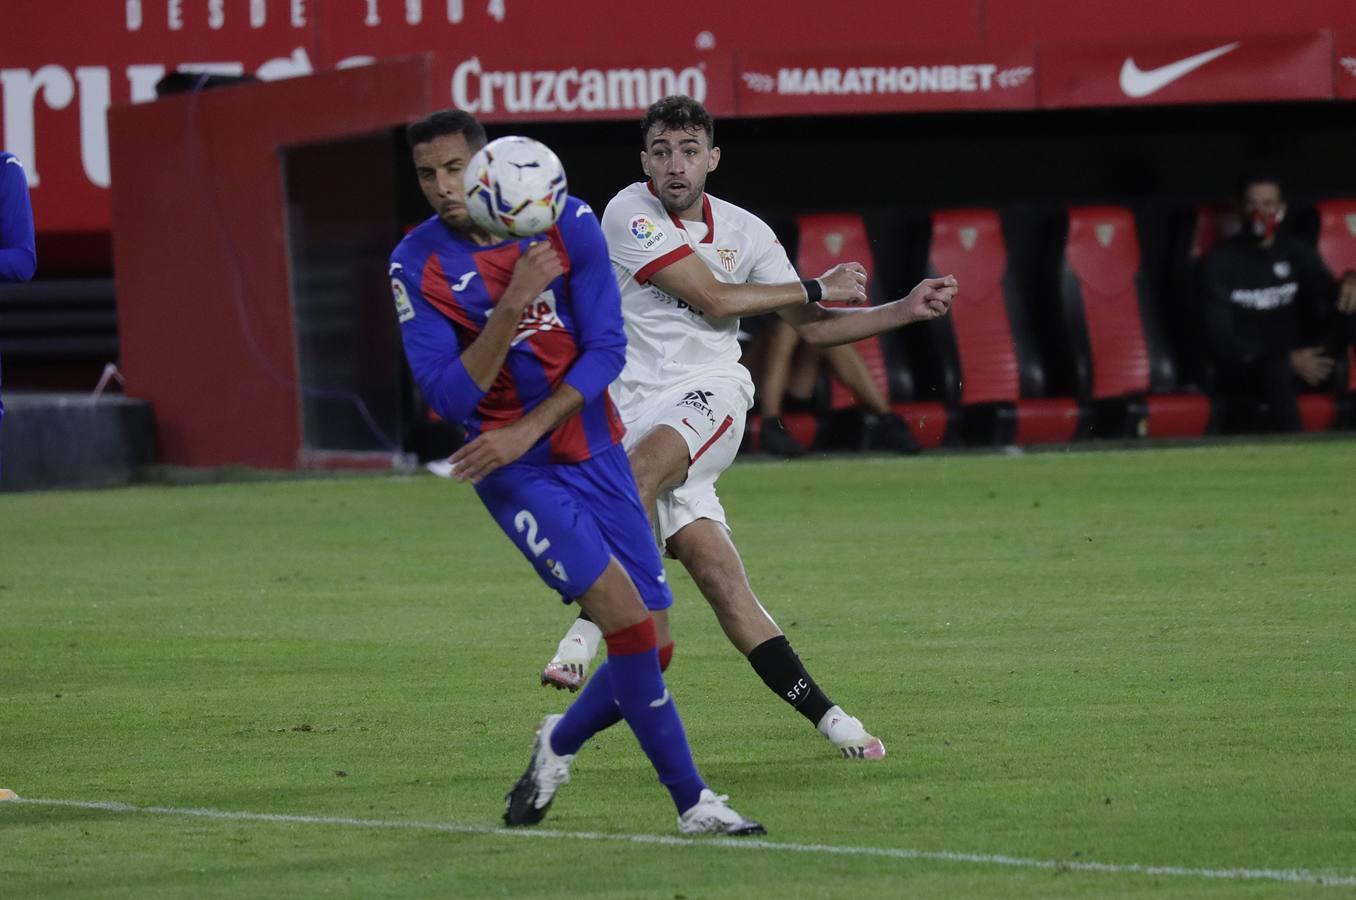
[801,279,823,303]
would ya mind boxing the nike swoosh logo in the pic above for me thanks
[452,271,478,292]
[1119,42,1240,98]
[681,418,700,436]
[649,688,671,708]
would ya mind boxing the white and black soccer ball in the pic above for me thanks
[464,136,568,238]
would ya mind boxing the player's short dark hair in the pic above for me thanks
[641,95,714,148]
[405,109,487,152]
[1239,172,1284,199]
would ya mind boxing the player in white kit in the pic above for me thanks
[541,96,958,758]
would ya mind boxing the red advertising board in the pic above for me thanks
[0,0,970,233]
[990,0,1356,48]
[735,47,1036,117]
[438,53,734,123]
[1337,36,1356,100]
[2,0,1354,236]
[1040,33,1335,109]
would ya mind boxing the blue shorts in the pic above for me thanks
[474,443,673,611]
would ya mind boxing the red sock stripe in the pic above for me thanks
[604,618,658,656]
[658,642,675,672]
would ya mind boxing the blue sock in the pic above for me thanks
[550,641,678,755]
[606,645,705,814]
[550,662,623,756]
[559,620,704,814]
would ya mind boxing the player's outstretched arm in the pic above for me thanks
[557,202,628,405]
[649,255,867,319]
[779,275,959,347]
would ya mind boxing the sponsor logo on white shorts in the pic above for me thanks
[678,389,716,423]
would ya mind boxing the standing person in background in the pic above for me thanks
[1,151,38,460]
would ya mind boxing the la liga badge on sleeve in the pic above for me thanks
[630,215,668,251]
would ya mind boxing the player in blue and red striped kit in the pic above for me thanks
[390,110,763,835]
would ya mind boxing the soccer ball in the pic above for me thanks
[464,136,568,238]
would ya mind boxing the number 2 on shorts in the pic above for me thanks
[514,509,551,557]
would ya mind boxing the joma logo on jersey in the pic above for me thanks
[512,290,564,345]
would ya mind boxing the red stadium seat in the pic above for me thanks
[795,213,952,449]
[1189,204,1241,259]
[929,209,1083,445]
[1298,393,1338,432]
[1060,207,1214,438]
[1316,199,1356,395]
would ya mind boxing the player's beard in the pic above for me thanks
[657,180,704,218]
[441,205,485,239]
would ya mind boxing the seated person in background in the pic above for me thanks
[754,315,920,457]
[1200,175,1356,432]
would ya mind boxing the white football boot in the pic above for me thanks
[503,714,574,826]
[541,619,602,692]
[677,789,766,836]
[818,706,886,760]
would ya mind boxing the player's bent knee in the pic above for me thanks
[576,558,649,634]
[628,428,690,496]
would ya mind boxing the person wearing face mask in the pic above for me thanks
[1199,175,1356,432]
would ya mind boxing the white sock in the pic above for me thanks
[816,705,849,737]
[555,617,603,662]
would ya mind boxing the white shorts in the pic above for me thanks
[620,376,752,544]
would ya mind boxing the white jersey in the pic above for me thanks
[600,181,799,420]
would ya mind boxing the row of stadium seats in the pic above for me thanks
[743,200,1356,451]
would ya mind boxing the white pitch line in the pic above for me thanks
[7,797,1356,888]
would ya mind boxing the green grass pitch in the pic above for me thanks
[2,441,1353,898]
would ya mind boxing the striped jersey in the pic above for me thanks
[390,196,626,465]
